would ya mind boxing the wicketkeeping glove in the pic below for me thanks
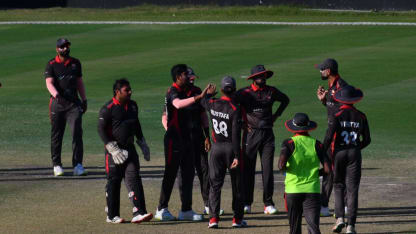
[136,138,150,161]
[105,141,128,165]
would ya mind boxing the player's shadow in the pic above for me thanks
[356,206,416,217]
[0,165,166,182]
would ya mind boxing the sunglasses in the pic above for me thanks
[58,44,70,49]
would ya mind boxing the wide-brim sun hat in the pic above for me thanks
[285,113,317,133]
[247,65,274,80]
[333,85,363,104]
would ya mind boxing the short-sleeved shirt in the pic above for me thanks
[98,97,144,148]
[235,84,289,129]
[200,96,242,158]
[280,135,327,165]
[324,77,348,121]
[44,56,82,102]
[164,83,193,136]
[323,105,371,153]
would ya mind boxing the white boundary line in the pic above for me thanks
[1,21,416,26]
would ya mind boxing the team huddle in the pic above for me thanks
[45,38,371,234]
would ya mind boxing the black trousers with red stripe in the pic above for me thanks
[243,128,275,206]
[286,193,321,234]
[50,97,83,167]
[208,142,244,219]
[158,131,195,211]
[105,144,147,219]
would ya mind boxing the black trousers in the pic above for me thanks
[208,142,244,219]
[195,137,210,207]
[105,145,147,219]
[49,97,83,167]
[333,148,362,225]
[243,128,275,206]
[286,193,321,234]
[321,147,334,207]
[159,132,195,211]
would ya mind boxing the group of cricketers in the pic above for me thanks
[44,38,371,234]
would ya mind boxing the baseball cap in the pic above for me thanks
[316,58,338,73]
[221,76,236,90]
[56,38,71,47]
[187,67,198,78]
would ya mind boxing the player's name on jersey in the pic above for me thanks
[210,110,229,119]
[340,121,360,128]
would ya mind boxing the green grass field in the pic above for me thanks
[1,6,416,234]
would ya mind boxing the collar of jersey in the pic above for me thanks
[172,82,183,92]
[328,75,340,89]
[220,96,232,102]
[340,104,355,110]
[251,83,264,92]
[55,55,72,66]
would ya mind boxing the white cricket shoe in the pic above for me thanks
[73,164,87,176]
[243,205,251,214]
[178,210,203,221]
[53,166,64,176]
[346,225,356,234]
[106,216,124,224]
[204,206,224,216]
[154,208,176,221]
[320,206,331,217]
[264,205,278,215]
[131,213,153,223]
[332,217,345,233]
[232,218,247,228]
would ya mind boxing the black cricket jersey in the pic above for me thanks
[323,105,371,153]
[200,96,242,158]
[324,77,348,120]
[164,83,195,136]
[44,56,82,102]
[98,97,144,147]
[236,84,289,129]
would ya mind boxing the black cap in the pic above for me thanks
[56,38,71,47]
[247,65,274,80]
[333,85,363,104]
[187,67,198,78]
[285,113,318,133]
[316,58,338,73]
[221,76,236,90]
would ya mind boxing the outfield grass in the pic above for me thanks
[0,7,416,234]
[1,5,416,22]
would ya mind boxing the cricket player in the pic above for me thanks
[323,85,371,234]
[98,78,152,224]
[316,58,349,216]
[200,76,246,228]
[235,65,289,214]
[156,64,211,221]
[44,38,87,176]
[279,113,331,234]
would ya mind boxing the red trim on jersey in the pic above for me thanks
[167,139,173,165]
[172,82,183,92]
[220,96,231,102]
[294,132,310,137]
[105,153,109,173]
[167,108,180,134]
[111,97,128,111]
[54,55,72,66]
[211,130,217,143]
[250,83,264,92]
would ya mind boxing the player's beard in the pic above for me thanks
[321,74,328,80]
[255,78,266,87]
[58,49,70,57]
